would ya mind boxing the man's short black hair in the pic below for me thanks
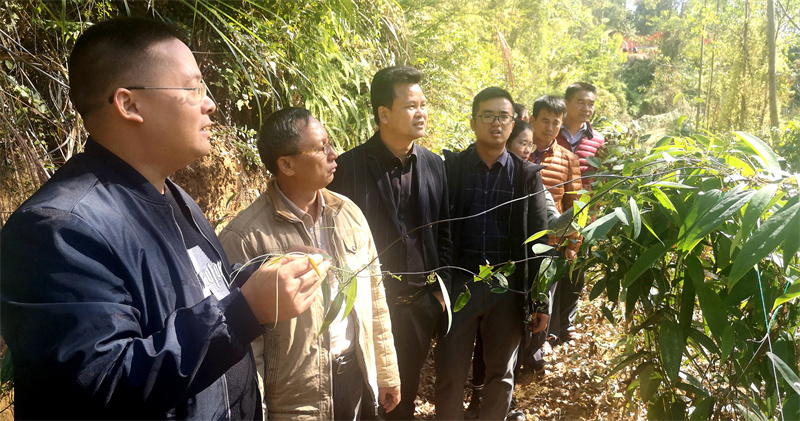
[531,95,567,119]
[471,87,514,118]
[513,103,527,118]
[370,66,422,126]
[258,107,312,175]
[506,118,532,147]
[564,82,597,101]
[68,17,187,120]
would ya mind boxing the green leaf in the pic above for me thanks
[773,280,800,311]
[638,363,661,402]
[340,275,358,321]
[524,230,550,244]
[586,155,601,169]
[453,288,471,313]
[1,350,12,386]
[601,306,616,325]
[688,397,715,420]
[728,196,800,286]
[678,186,755,253]
[623,240,674,287]
[767,352,800,396]
[531,243,554,254]
[630,197,642,240]
[474,264,494,283]
[614,207,630,226]
[318,290,345,335]
[651,187,681,226]
[581,212,619,245]
[659,319,683,382]
[493,272,509,289]
[734,131,781,172]
[720,325,735,361]
[686,256,727,342]
[741,184,779,234]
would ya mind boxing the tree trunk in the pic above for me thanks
[767,0,779,135]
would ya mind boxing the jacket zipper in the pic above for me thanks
[166,200,232,420]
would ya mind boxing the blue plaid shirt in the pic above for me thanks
[455,148,515,269]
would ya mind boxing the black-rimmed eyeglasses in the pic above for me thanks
[475,113,513,125]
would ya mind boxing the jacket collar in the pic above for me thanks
[84,137,175,204]
[265,178,347,222]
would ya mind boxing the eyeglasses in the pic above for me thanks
[107,80,208,104]
[293,141,335,156]
[475,113,513,125]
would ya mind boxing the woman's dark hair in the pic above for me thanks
[506,118,532,147]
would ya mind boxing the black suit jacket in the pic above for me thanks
[328,131,452,298]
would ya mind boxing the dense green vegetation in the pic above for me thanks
[1,1,799,419]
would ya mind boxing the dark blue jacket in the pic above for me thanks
[443,144,549,313]
[328,131,452,295]
[0,139,263,420]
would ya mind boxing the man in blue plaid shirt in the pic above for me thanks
[437,87,550,420]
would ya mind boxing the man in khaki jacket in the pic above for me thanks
[219,107,401,420]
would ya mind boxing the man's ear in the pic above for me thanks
[277,156,295,177]
[469,117,477,133]
[110,88,144,123]
[378,105,390,125]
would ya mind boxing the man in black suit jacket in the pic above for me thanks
[328,66,451,420]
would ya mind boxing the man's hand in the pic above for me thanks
[240,251,330,325]
[528,312,549,334]
[378,386,401,413]
[564,248,577,261]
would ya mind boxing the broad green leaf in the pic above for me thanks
[586,155,601,169]
[640,215,663,243]
[474,264,494,283]
[608,350,649,377]
[638,363,661,402]
[318,290,345,335]
[574,200,588,227]
[741,184,779,234]
[581,213,619,245]
[724,155,756,176]
[686,328,721,355]
[688,397,715,420]
[734,131,781,172]
[493,272,509,289]
[651,187,681,226]
[729,196,800,286]
[589,278,607,300]
[614,207,629,226]
[767,352,800,396]
[538,257,557,287]
[524,230,550,244]
[686,256,727,342]
[659,319,683,382]
[623,241,674,287]
[773,280,800,311]
[453,288,471,313]
[630,197,642,239]
[601,306,616,325]
[678,189,722,242]
[433,273,453,335]
[782,206,800,267]
[340,275,358,320]
[499,261,516,276]
[678,275,695,334]
[720,325,735,361]
[490,287,507,294]
[679,187,755,252]
[531,243,554,254]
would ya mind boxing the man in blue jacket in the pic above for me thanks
[0,17,327,420]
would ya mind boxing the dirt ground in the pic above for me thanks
[412,288,647,421]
